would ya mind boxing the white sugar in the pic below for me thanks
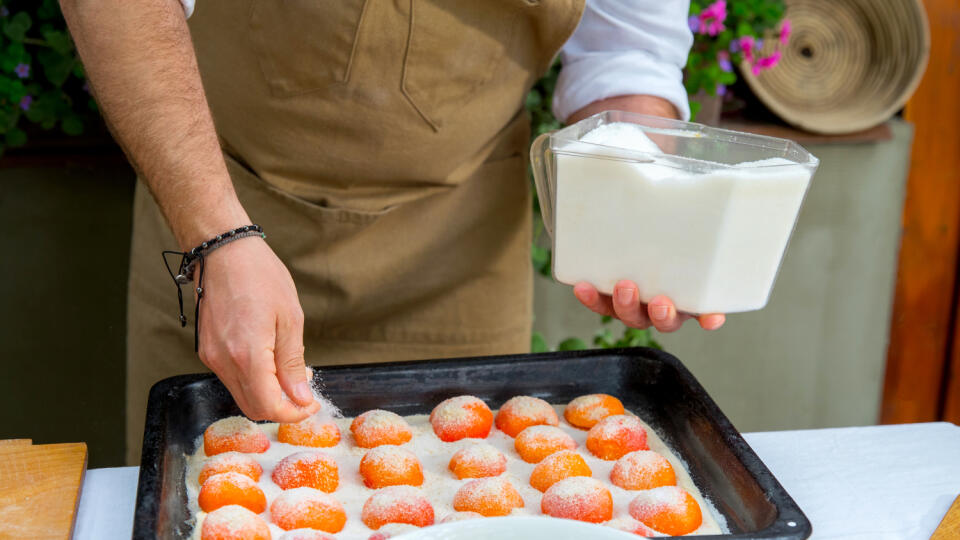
[203,451,254,467]
[274,486,337,507]
[357,410,408,431]
[439,511,483,523]
[453,442,503,462]
[361,445,418,474]
[517,425,566,439]
[184,404,727,538]
[207,416,258,438]
[630,485,687,509]
[580,122,662,155]
[566,394,618,424]
[589,415,644,439]
[307,367,342,421]
[203,504,262,531]
[372,523,420,537]
[554,121,813,313]
[431,396,486,425]
[364,486,424,514]
[501,396,557,422]
[546,476,606,499]
[616,450,667,472]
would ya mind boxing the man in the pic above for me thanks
[60,0,725,464]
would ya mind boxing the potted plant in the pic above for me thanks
[0,0,99,158]
[685,0,791,124]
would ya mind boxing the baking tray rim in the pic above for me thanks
[133,347,812,540]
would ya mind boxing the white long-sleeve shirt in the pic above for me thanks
[178,0,692,121]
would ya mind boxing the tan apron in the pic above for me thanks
[126,0,585,463]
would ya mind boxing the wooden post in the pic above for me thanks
[881,0,960,424]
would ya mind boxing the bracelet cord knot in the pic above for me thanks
[161,224,265,352]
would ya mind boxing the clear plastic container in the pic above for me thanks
[530,110,819,314]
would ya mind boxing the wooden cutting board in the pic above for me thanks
[931,495,960,540]
[0,440,87,540]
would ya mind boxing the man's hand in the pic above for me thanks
[198,239,321,422]
[60,0,318,421]
[574,281,725,332]
[566,95,727,333]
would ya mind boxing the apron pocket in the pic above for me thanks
[250,0,370,97]
[226,155,394,227]
[401,0,521,130]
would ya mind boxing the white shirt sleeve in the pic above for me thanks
[179,0,195,18]
[553,0,694,122]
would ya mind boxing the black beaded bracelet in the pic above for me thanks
[161,224,266,352]
[175,224,265,284]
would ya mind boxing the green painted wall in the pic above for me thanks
[0,161,135,467]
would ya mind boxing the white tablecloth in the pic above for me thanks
[74,422,960,539]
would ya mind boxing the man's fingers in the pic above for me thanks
[647,295,687,333]
[611,280,651,329]
[274,306,313,407]
[215,368,253,417]
[697,313,726,330]
[243,362,320,422]
[573,282,616,317]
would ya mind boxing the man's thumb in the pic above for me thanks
[277,351,313,407]
[276,312,313,407]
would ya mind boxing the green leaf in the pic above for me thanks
[689,100,702,121]
[627,328,653,348]
[38,0,62,20]
[3,12,32,42]
[24,89,68,125]
[531,244,551,278]
[37,48,74,86]
[530,332,548,354]
[61,114,83,135]
[593,328,615,348]
[525,90,542,110]
[0,107,12,129]
[557,337,588,351]
[5,42,27,64]
[601,315,613,324]
[42,29,73,55]
[0,76,12,97]
[4,126,26,147]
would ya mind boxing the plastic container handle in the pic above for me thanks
[530,131,557,239]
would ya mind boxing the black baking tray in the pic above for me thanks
[133,348,811,539]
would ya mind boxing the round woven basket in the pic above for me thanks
[740,0,930,134]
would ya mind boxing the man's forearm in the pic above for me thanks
[567,95,680,125]
[61,0,247,249]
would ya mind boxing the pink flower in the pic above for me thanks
[739,36,756,62]
[752,50,783,75]
[14,63,29,79]
[19,95,32,111]
[760,50,782,69]
[697,0,726,36]
[780,19,792,45]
